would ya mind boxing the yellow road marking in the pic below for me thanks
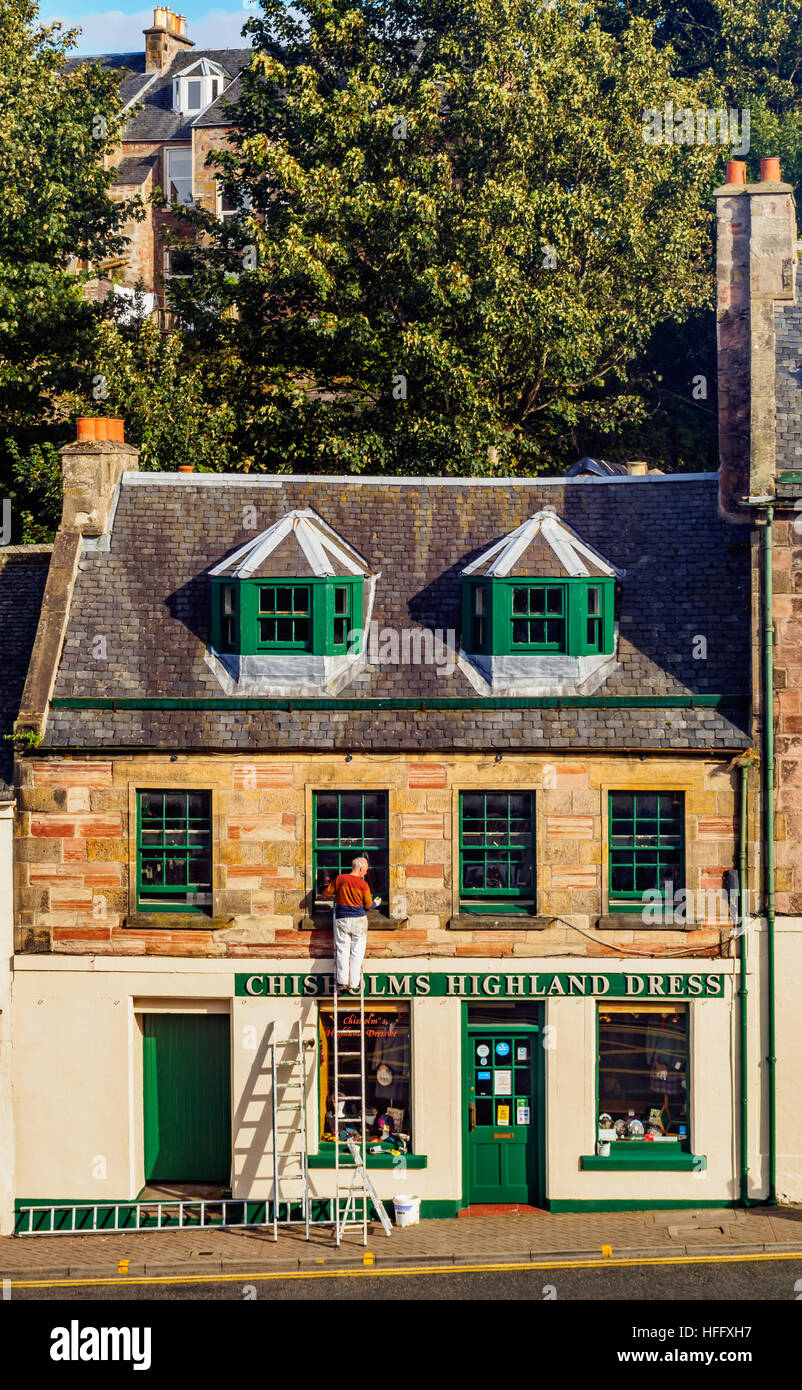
[6,1249,802,1291]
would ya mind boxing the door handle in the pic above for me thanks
[468,1102,476,1132]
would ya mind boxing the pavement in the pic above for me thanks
[3,1203,802,1280]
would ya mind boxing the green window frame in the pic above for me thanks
[511,583,566,650]
[136,790,213,913]
[256,583,312,651]
[312,790,389,909]
[459,791,536,914]
[461,577,614,657]
[608,790,685,911]
[595,1004,690,1154]
[211,577,361,657]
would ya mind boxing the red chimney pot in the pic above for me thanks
[177,465,194,473]
[760,157,782,183]
[726,161,747,185]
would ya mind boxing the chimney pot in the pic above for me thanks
[726,160,747,186]
[626,460,649,476]
[177,464,194,473]
[760,157,782,183]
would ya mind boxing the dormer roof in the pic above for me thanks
[209,509,370,580]
[461,509,625,580]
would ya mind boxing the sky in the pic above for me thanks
[41,2,255,54]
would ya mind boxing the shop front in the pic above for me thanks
[12,955,753,1226]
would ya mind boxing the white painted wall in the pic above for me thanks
[13,954,760,1212]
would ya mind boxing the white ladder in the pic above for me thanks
[269,1018,311,1241]
[332,974,391,1245]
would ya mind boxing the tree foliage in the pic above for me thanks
[171,0,721,474]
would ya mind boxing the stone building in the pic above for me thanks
[69,7,251,312]
[3,157,802,1235]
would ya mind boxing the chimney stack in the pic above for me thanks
[143,7,193,73]
[60,419,138,536]
[715,158,797,518]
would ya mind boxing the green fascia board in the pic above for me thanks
[51,694,743,711]
[580,1149,706,1172]
[308,1150,427,1169]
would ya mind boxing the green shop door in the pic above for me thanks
[142,1013,231,1183]
[466,1027,541,1205]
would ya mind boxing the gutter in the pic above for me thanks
[49,694,747,712]
[737,756,757,1206]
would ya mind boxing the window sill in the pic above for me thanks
[123,913,233,931]
[581,1146,704,1172]
[298,913,407,931]
[309,1149,427,1169]
[597,914,694,931]
[448,915,551,931]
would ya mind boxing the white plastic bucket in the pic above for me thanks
[393,1194,421,1227]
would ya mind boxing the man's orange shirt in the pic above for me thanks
[323,872,373,914]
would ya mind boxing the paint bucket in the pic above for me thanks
[393,1194,420,1227]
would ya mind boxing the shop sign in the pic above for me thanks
[236,971,726,999]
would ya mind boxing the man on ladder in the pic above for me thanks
[323,856,379,991]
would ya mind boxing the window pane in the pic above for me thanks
[334,586,348,614]
[459,791,534,910]
[259,590,275,613]
[609,792,684,902]
[474,587,486,615]
[588,586,600,616]
[276,588,292,612]
[187,79,202,108]
[138,790,211,910]
[313,791,388,911]
[598,1008,688,1141]
[512,588,529,615]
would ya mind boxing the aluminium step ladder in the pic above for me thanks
[269,1018,312,1241]
[332,973,392,1246]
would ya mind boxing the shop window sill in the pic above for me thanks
[581,1145,705,1172]
[123,913,233,931]
[448,914,551,931]
[298,912,407,931]
[309,1148,427,1169]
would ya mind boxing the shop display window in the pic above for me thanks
[318,1005,412,1152]
[313,790,389,907]
[459,790,535,913]
[597,1005,688,1146]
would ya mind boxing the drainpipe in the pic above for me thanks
[764,504,777,1205]
[737,757,756,1206]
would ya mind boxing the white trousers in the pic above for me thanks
[333,914,368,989]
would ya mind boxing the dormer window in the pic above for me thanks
[212,577,360,656]
[206,510,374,693]
[172,58,227,117]
[459,509,624,694]
[463,576,614,657]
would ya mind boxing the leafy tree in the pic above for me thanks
[0,0,135,513]
[170,0,721,475]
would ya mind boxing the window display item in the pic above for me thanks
[628,1119,645,1137]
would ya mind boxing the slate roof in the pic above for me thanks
[0,548,51,790]
[112,156,157,187]
[43,473,752,754]
[66,48,252,143]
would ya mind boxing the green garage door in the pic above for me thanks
[142,1013,231,1183]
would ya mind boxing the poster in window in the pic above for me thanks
[495,1069,512,1096]
[496,1104,510,1126]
